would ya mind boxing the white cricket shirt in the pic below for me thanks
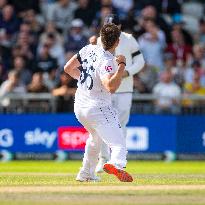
[75,44,117,108]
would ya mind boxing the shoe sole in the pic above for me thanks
[76,178,101,182]
[103,164,133,182]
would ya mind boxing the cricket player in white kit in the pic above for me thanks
[64,23,133,182]
[95,14,145,172]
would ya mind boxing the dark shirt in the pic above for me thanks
[35,55,58,73]
[0,13,21,35]
[65,34,87,53]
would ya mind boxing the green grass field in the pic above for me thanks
[0,160,205,205]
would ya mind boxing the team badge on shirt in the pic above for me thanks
[105,65,113,72]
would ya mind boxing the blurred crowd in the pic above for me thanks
[0,0,205,113]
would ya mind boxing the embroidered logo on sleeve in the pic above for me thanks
[105,65,113,72]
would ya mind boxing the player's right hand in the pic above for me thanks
[116,55,126,65]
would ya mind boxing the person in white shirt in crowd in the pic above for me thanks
[64,23,133,182]
[153,70,181,114]
[38,32,65,68]
[91,14,145,173]
[49,0,77,33]
[139,19,166,71]
[0,70,26,107]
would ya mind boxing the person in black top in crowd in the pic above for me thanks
[35,43,58,73]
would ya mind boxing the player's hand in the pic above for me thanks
[116,55,126,65]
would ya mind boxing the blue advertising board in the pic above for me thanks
[0,114,205,154]
[177,116,205,153]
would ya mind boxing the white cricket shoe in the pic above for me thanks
[76,169,101,182]
[95,158,107,173]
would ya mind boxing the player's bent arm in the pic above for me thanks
[126,35,145,76]
[126,53,145,76]
[101,65,125,93]
[64,54,81,80]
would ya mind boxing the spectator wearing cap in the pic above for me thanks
[65,19,87,57]
[139,20,166,71]
[49,0,77,33]
[172,14,193,46]
[153,70,181,114]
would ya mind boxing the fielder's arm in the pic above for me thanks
[64,54,81,80]
[124,35,145,77]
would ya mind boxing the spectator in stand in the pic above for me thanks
[183,72,205,106]
[112,0,133,19]
[0,70,26,106]
[172,14,193,46]
[15,31,36,63]
[164,52,184,88]
[52,72,76,112]
[49,0,77,32]
[12,56,32,85]
[65,19,87,57]
[39,21,63,48]
[22,9,42,37]
[189,44,205,68]
[35,43,58,73]
[74,0,97,27]
[43,69,58,91]
[184,61,205,87]
[196,18,205,45]
[38,32,65,68]
[166,29,192,66]
[153,70,181,114]
[139,20,166,71]
[91,5,113,34]
[11,44,34,71]
[0,4,20,43]
[27,72,48,93]
[137,5,171,42]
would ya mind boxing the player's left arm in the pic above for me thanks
[64,54,81,80]
[124,35,145,77]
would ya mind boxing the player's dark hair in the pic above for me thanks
[100,23,120,50]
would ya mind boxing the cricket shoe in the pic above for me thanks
[95,158,107,173]
[103,163,133,182]
[76,170,101,182]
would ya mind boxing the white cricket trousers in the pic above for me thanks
[99,93,132,161]
[74,104,127,174]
